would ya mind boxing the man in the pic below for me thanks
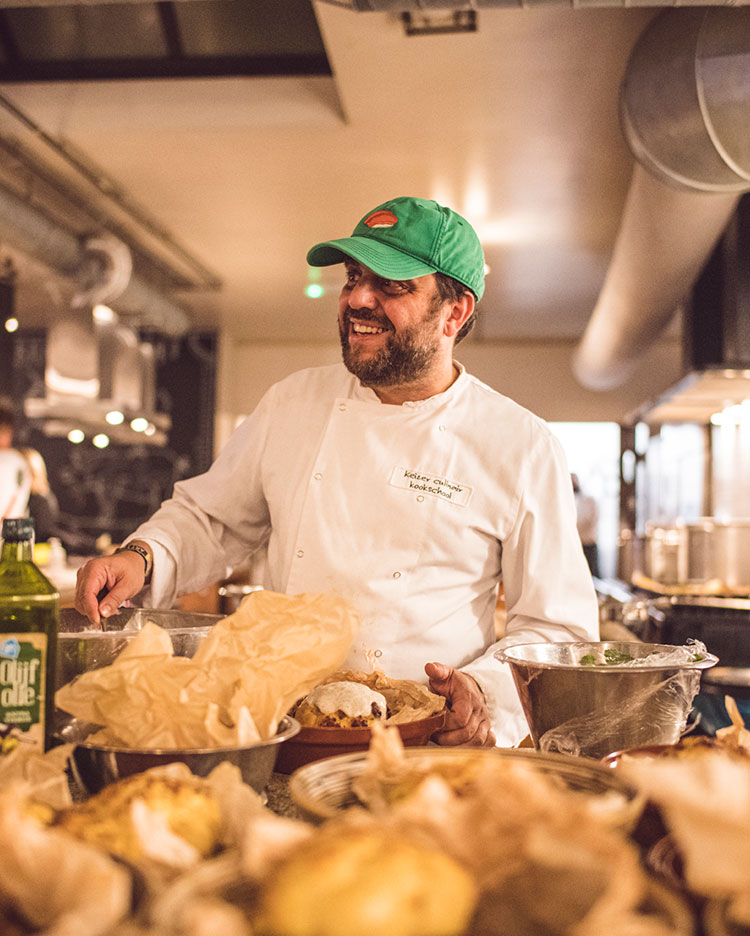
[75,196,599,747]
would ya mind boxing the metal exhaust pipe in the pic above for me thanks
[573,9,750,391]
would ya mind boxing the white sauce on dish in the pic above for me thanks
[304,681,387,718]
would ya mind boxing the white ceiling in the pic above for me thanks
[0,4,660,351]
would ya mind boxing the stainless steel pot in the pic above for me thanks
[641,519,750,593]
[713,521,750,594]
[643,523,684,585]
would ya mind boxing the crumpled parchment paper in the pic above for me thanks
[55,590,358,748]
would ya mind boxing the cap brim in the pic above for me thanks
[306,236,437,281]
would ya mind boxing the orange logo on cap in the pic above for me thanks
[364,209,398,229]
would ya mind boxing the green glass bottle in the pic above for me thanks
[0,517,59,755]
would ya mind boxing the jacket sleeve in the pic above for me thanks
[126,386,277,608]
[461,430,600,746]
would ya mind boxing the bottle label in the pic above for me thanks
[0,632,47,756]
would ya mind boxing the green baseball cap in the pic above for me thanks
[306,196,485,301]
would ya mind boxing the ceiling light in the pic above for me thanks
[105,410,124,425]
[4,317,18,332]
[401,11,477,36]
[92,303,117,324]
[130,417,149,432]
[92,433,110,448]
[67,429,85,444]
[305,284,324,299]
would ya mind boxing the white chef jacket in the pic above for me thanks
[131,362,599,746]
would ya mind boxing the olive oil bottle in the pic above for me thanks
[0,517,59,754]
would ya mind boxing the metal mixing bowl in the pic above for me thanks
[55,608,301,796]
[496,641,718,759]
[58,715,301,797]
[56,607,222,692]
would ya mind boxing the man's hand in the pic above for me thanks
[425,662,496,747]
[74,551,146,627]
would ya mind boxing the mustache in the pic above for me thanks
[343,306,391,328]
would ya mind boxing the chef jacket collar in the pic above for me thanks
[350,361,467,408]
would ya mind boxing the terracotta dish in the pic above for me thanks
[274,710,446,774]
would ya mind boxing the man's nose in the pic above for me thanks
[347,277,378,308]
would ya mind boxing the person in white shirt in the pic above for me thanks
[572,473,600,578]
[0,449,31,521]
[75,196,599,747]
[0,400,31,521]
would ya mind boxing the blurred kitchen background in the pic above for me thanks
[2,0,750,655]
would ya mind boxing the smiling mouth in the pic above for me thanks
[351,322,386,335]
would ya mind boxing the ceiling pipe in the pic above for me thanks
[0,181,191,335]
[320,0,750,7]
[572,8,750,391]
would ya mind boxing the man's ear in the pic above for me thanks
[443,292,475,339]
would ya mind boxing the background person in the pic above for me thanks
[0,398,30,521]
[19,447,60,543]
[0,398,14,450]
[572,473,600,578]
[75,196,599,748]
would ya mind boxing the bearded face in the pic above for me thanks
[339,290,445,387]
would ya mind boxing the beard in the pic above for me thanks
[339,296,444,387]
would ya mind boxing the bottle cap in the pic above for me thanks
[1,517,35,541]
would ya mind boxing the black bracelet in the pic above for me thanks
[115,542,153,582]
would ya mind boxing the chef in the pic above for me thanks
[75,195,599,747]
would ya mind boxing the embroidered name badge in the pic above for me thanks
[389,466,473,507]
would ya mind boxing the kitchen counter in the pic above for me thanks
[265,772,303,820]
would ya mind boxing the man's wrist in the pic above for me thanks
[115,540,153,583]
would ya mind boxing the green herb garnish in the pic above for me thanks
[579,649,635,666]
[603,648,635,665]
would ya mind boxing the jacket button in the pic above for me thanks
[296,549,304,558]
[392,570,401,579]
[416,495,424,503]
[338,403,347,412]
[314,472,322,481]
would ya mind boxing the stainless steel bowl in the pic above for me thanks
[56,607,222,690]
[496,641,718,759]
[58,715,300,797]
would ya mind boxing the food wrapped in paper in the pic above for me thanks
[51,761,267,880]
[622,749,750,926]
[0,786,131,936]
[617,697,750,928]
[0,743,73,810]
[341,727,684,935]
[55,590,357,748]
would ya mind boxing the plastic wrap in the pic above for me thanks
[538,668,702,758]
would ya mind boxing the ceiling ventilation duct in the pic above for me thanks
[320,1,750,8]
[24,309,171,446]
[0,182,190,336]
[22,227,171,445]
[572,9,750,391]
